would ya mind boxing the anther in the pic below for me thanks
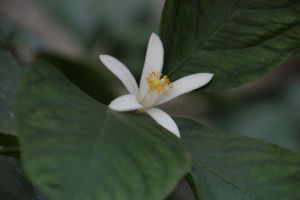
[147,71,173,95]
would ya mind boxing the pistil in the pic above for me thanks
[146,71,173,95]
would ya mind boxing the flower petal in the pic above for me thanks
[156,73,213,106]
[145,108,180,138]
[138,33,164,100]
[109,94,143,112]
[99,55,139,95]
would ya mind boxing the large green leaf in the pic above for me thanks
[160,0,300,90]
[0,155,37,200]
[0,48,28,134]
[15,62,192,200]
[177,118,300,200]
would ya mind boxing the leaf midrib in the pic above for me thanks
[193,159,260,200]
[167,1,298,76]
[71,108,111,199]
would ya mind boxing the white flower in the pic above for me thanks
[99,33,213,138]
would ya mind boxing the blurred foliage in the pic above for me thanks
[0,47,28,135]
[0,18,45,55]
[34,0,158,77]
[205,81,300,154]
[35,0,153,45]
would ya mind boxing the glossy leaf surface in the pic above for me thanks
[15,63,192,200]
[160,0,300,90]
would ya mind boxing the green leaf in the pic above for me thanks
[39,53,116,104]
[0,48,28,134]
[160,0,300,90]
[177,118,300,200]
[15,62,192,200]
[0,155,37,200]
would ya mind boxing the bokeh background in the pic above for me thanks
[1,0,300,199]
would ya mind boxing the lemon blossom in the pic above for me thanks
[99,33,213,138]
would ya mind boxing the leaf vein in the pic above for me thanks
[193,159,260,200]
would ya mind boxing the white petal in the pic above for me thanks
[99,55,139,95]
[145,108,180,138]
[156,73,213,106]
[109,94,143,112]
[138,33,164,100]
[140,91,161,109]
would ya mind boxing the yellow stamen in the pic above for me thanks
[146,71,173,95]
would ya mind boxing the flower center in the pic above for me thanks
[153,79,161,87]
[146,71,173,95]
